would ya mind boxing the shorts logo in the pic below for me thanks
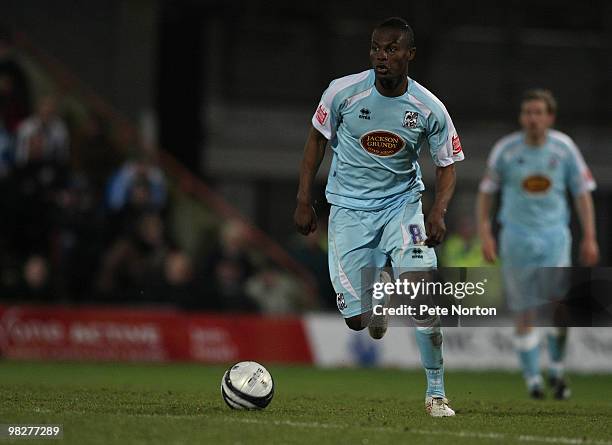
[360,130,405,157]
[403,111,419,128]
[411,248,424,259]
[336,293,347,311]
[452,134,462,155]
[522,174,552,193]
[315,104,329,125]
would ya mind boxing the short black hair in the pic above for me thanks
[374,17,415,48]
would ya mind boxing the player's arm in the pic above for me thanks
[294,126,327,235]
[573,191,599,266]
[425,164,455,247]
[476,191,497,263]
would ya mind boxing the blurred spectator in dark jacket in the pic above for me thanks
[0,26,31,135]
[96,211,169,301]
[51,173,105,301]
[72,112,122,198]
[201,220,259,312]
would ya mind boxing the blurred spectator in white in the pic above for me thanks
[15,94,69,166]
[0,25,31,135]
[246,264,305,314]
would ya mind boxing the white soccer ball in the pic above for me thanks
[221,361,274,410]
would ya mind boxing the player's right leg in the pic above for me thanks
[327,206,386,330]
[500,225,546,398]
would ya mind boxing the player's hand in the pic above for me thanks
[480,231,497,263]
[294,202,317,235]
[424,210,446,247]
[579,237,599,266]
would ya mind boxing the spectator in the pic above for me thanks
[201,220,259,312]
[246,263,305,314]
[96,212,169,300]
[106,155,166,213]
[290,214,336,310]
[72,112,122,198]
[21,255,51,300]
[15,94,69,166]
[0,26,31,135]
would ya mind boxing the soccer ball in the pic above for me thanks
[221,361,274,410]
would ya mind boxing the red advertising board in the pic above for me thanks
[0,305,313,364]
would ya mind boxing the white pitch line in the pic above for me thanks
[221,416,612,445]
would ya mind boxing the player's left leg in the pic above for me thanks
[383,198,454,417]
[542,227,572,399]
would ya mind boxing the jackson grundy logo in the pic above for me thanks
[360,130,406,157]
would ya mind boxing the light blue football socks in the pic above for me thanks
[415,322,445,398]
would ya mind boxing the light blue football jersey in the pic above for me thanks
[312,70,464,211]
[480,129,596,229]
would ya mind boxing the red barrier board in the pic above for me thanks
[0,305,313,364]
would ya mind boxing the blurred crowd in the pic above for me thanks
[0,27,486,315]
[0,27,333,314]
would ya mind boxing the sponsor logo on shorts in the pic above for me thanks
[452,134,462,155]
[522,174,552,193]
[360,130,405,156]
[411,248,424,259]
[315,104,329,125]
[336,293,347,311]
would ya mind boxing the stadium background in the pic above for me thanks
[1,0,611,370]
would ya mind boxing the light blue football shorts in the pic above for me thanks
[328,198,437,318]
[499,223,571,312]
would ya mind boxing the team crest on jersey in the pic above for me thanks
[403,111,419,128]
[336,293,347,311]
[360,130,406,156]
[522,174,552,193]
[315,103,329,125]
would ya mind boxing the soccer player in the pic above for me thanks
[294,17,464,417]
[477,89,599,399]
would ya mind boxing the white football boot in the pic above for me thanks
[425,396,456,417]
[368,270,392,339]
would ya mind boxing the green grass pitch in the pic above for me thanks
[1,361,611,445]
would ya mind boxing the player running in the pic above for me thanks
[477,89,599,399]
[294,17,464,417]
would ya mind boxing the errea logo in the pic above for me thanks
[411,248,424,259]
[359,108,371,120]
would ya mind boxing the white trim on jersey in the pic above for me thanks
[407,94,433,119]
[549,129,596,194]
[479,132,522,193]
[311,70,371,140]
[411,81,464,167]
[344,87,374,108]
